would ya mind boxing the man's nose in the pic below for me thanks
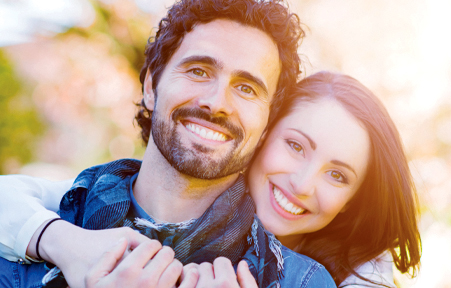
[289,167,316,197]
[196,83,234,117]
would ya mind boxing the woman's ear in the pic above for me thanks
[143,70,155,110]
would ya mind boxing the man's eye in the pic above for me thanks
[287,140,304,154]
[238,84,255,94]
[190,68,207,77]
[327,171,348,184]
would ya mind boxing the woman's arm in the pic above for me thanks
[0,175,171,288]
[0,175,72,263]
[339,252,395,288]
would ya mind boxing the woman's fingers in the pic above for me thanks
[137,246,182,287]
[237,260,258,288]
[118,239,162,270]
[178,267,199,288]
[142,246,176,279]
[213,257,237,282]
[195,262,215,287]
[195,257,253,288]
[85,238,128,287]
[180,263,199,283]
[156,259,183,287]
[85,240,183,288]
[87,251,255,288]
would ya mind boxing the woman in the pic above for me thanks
[0,72,421,287]
[248,71,421,287]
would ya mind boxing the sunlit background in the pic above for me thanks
[0,0,450,286]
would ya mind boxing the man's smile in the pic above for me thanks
[183,121,229,142]
[172,107,243,145]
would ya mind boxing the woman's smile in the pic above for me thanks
[269,182,309,218]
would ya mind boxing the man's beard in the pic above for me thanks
[151,107,255,179]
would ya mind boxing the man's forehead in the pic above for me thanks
[172,19,282,99]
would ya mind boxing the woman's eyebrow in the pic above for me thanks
[290,128,317,150]
[331,160,357,177]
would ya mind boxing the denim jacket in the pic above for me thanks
[0,250,336,288]
[0,159,335,288]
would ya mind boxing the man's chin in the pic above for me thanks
[170,155,240,180]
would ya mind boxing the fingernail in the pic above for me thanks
[115,237,125,245]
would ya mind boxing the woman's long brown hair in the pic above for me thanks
[267,71,421,287]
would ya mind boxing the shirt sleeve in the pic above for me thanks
[0,175,73,263]
[339,251,395,288]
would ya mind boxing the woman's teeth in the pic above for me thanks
[273,186,306,215]
[185,123,227,142]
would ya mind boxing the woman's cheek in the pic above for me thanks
[319,191,348,221]
[262,141,290,171]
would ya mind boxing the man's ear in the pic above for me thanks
[143,69,155,110]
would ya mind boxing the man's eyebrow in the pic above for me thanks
[178,55,224,69]
[290,129,317,150]
[331,160,357,177]
[233,70,268,96]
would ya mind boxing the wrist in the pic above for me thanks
[27,218,77,264]
[37,218,65,261]
[26,218,56,261]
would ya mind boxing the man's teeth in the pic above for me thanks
[185,123,228,142]
[273,186,305,215]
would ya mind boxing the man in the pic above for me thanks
[0,0,335,287]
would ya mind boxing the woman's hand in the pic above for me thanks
[33,221,158,288]
[180,258,257,288]
[84,238,198,288]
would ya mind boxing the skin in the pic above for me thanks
[249,97,371,249]
[85,239,190,288]
[30,19,282,288]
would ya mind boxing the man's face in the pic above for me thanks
[148,19,281,179]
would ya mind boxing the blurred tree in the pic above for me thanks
[0,49,44,174]
[65,0,151,76]
[1,0,153,173]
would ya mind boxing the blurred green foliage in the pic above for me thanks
[65,1,150,75]
[0,49,44,173]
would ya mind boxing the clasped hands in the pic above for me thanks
[48,227,257,288]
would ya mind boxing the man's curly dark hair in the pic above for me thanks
[135,0,304,145]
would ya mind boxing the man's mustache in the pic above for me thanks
[172,107,244,142]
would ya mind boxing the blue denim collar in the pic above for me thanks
[128,173,151,221]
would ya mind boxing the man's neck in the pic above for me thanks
[133,138,239,223]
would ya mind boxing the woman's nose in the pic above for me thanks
[289,168,316,197]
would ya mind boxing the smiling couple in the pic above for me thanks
[0,0,421,287]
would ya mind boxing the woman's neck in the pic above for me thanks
[276,234,304,251]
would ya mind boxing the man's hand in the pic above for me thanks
[85,239,196,288]
[28,220,159,288]
[180,258,257,288]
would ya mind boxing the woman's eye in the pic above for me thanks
[237,84,255,95]
[190,68,207,77]
[327,171,348,184]
[287,140,304,154]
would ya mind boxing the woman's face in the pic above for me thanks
[249,97,371,239]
